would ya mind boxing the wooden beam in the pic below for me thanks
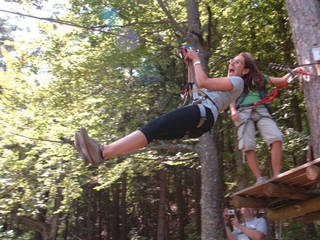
[300,211,320,223]
[230,195,270,208]
[267,196,320,221]
[262,183,310,200]
[306,165,320,181]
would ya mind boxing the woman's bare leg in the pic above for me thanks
[245,150,262,179]
[102,130,148,159]
[271,140,282,177]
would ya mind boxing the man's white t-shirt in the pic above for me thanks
[232,217,267,240]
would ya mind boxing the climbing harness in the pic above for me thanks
[237,80,289,109]
[180,45,218,128]
[186,60,207,128]
[238,63,317,109]
[237,63,315,109]
[235,64,311,158]
[236,107,274,146]
[235,75,280,159]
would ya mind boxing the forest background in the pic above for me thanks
[0,0,319,239]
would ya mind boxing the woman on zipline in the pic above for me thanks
[74,49,258,166]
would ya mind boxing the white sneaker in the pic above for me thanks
[255,177,267,185]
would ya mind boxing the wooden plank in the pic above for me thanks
[267,196,320,221]
[232,158,320,198]
[230,195,270,208]
[262,183,311,200]
[300,211,320,223]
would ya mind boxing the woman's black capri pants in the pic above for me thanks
[139,104,214,143]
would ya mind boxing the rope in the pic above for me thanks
[269,62,318,77]
[252,81,288,106]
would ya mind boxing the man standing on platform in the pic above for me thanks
[224,207,267,240]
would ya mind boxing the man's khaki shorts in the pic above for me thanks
[235,107,283,151]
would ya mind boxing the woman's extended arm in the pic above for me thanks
[185,49,233,91]
[268,67,304,85]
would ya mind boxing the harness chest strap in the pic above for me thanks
[187,61,207,128]
[187,61,219,128]
[191,85,219,112]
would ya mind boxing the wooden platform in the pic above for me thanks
[230,158,320,221]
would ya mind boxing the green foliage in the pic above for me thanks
[282,220,320,240]
[0,0,313,239]
[0,228,27,240]
[128,228,148,240]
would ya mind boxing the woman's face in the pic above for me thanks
[228,55,249,77]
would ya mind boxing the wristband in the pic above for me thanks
[193,61,201,67]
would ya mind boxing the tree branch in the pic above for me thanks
[11,133,69,144]
[206,4,212,50]
[12,214,48,233]
[0,8,186,33]
[157,0,187,38]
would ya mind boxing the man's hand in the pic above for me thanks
[230,214,241,228]
[223,208,230,223]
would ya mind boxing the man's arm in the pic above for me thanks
[235,225,265,240]
[231,217,266,240]
[223,209,236,240]
[225,224,236,240]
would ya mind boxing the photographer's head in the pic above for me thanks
[239,207,257,221]
[224,207,257,222]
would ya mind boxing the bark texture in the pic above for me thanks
[285,0,320,158]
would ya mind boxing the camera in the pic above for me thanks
[227,209,235,216]
[179,44,196,59]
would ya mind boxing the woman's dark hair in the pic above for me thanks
[239,52,264,94]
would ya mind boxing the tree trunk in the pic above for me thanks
[192,168,201,236]
[290,94,303,132]
[63,215,69,240]
[285,0,320,158]
[120,174,128,240]
[34,205,47,240]
[200,132,224,240]
[185,0,224,239]
[175,170,186,240]
[86,192,93,240]
[158,0,224,238]
[112,183,120,240]
[157,170,169,240]
[304,222,319,240]
[12,188,63,240]
[105,189,112,240]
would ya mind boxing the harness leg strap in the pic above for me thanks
[196,104,207,128]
